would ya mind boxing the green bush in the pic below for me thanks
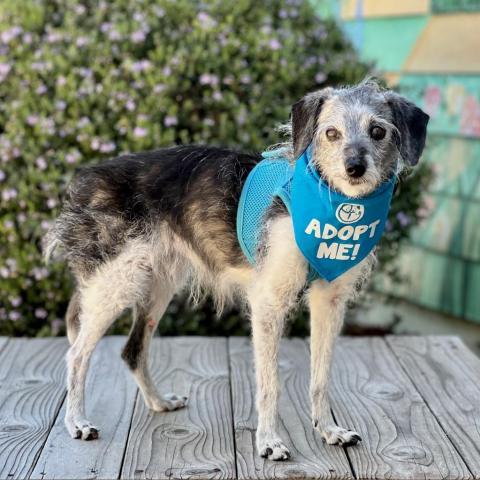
[0,0,430,336]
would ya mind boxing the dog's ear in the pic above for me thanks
[291,88,333,158]
[386,92,429,166]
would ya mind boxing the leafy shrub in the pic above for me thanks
[0,0,430,336]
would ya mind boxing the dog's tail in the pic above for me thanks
[66,289,81,345]
[42,222,64,264]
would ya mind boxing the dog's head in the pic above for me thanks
[291,82,429,197]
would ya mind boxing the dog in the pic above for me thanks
[44,81,428,460]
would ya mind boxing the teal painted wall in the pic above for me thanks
[343,17,428,71]
[312,0,480,322]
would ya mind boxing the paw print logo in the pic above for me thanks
[336,203,364,224]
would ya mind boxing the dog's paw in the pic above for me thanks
[257,438,291,461]
[148,392,188,412]
[66,418,100,441]
[317,424,361,447]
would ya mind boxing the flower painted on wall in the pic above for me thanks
[460,96,480,137]
[423,85,442,118]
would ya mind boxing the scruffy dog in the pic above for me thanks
[45,82,428,460]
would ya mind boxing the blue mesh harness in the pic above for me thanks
[236,145,395,282]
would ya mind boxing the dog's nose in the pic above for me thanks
[345,157,366,178]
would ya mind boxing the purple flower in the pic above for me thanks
[46,32,62,43]
[32,267,48,280]
[396,212,411,227]
[10,296,22,307]
[133,126,148,137]
[315,72,327,84]
[36,84,47,95]
[199,73,219,86]
[164,115,178,127]
[0,169,5,181]
[35,156,47,170]
[27,115,39,126]
[240,74,251,84]
[153,84,165,94]
[212,91,223,101]
[197,12,216,28]
[77,116,90,128]
[126,99,136,111]
[108,30,121,41]
[55,100,66,110]
[4,219,13,228]
[131,30,146,43]
[47,198,57,209]
[78,67,93,78]
[17,212,26,223]
[35,308,48,319]
[162,66,172,76]
[2,188,17,201]
[6,258,16,269]
[154,6,165,17]
[23,33,33,44]
[76,36,88,47]
[66,151,80,164]
[9,311,21,321]
[130,60,151,72]
[0,62,11,80]
[204,118,215,127]
[100,22,112,33]
[268,39,281,50]
[1,26,23,44]
[41,220,51,230]
[100,141,116,153]
[91,138,100,150]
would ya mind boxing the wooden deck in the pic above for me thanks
[1,336,480,480]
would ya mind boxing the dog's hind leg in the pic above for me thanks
[65,242,152,440]
[65,288,81,345]
[121,280,187,412]
[249,217,308,461]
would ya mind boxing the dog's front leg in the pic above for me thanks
[308,277,362,447]
[249,216,307,461]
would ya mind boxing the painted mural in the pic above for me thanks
[314,0,480,322]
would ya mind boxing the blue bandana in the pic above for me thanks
[237,145,395,282]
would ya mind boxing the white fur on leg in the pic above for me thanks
[65,241,153,440]
[249,216,308,461]
[308,257,373,447]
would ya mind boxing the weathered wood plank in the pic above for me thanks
[328,337,472,480]
[30,336,137,480]
[230,337,353,480]
[0,338,68,480]
[121,337,236,480]
[387,335,480,476]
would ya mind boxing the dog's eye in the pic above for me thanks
[326,128,340,141]
[370,126,386,140]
